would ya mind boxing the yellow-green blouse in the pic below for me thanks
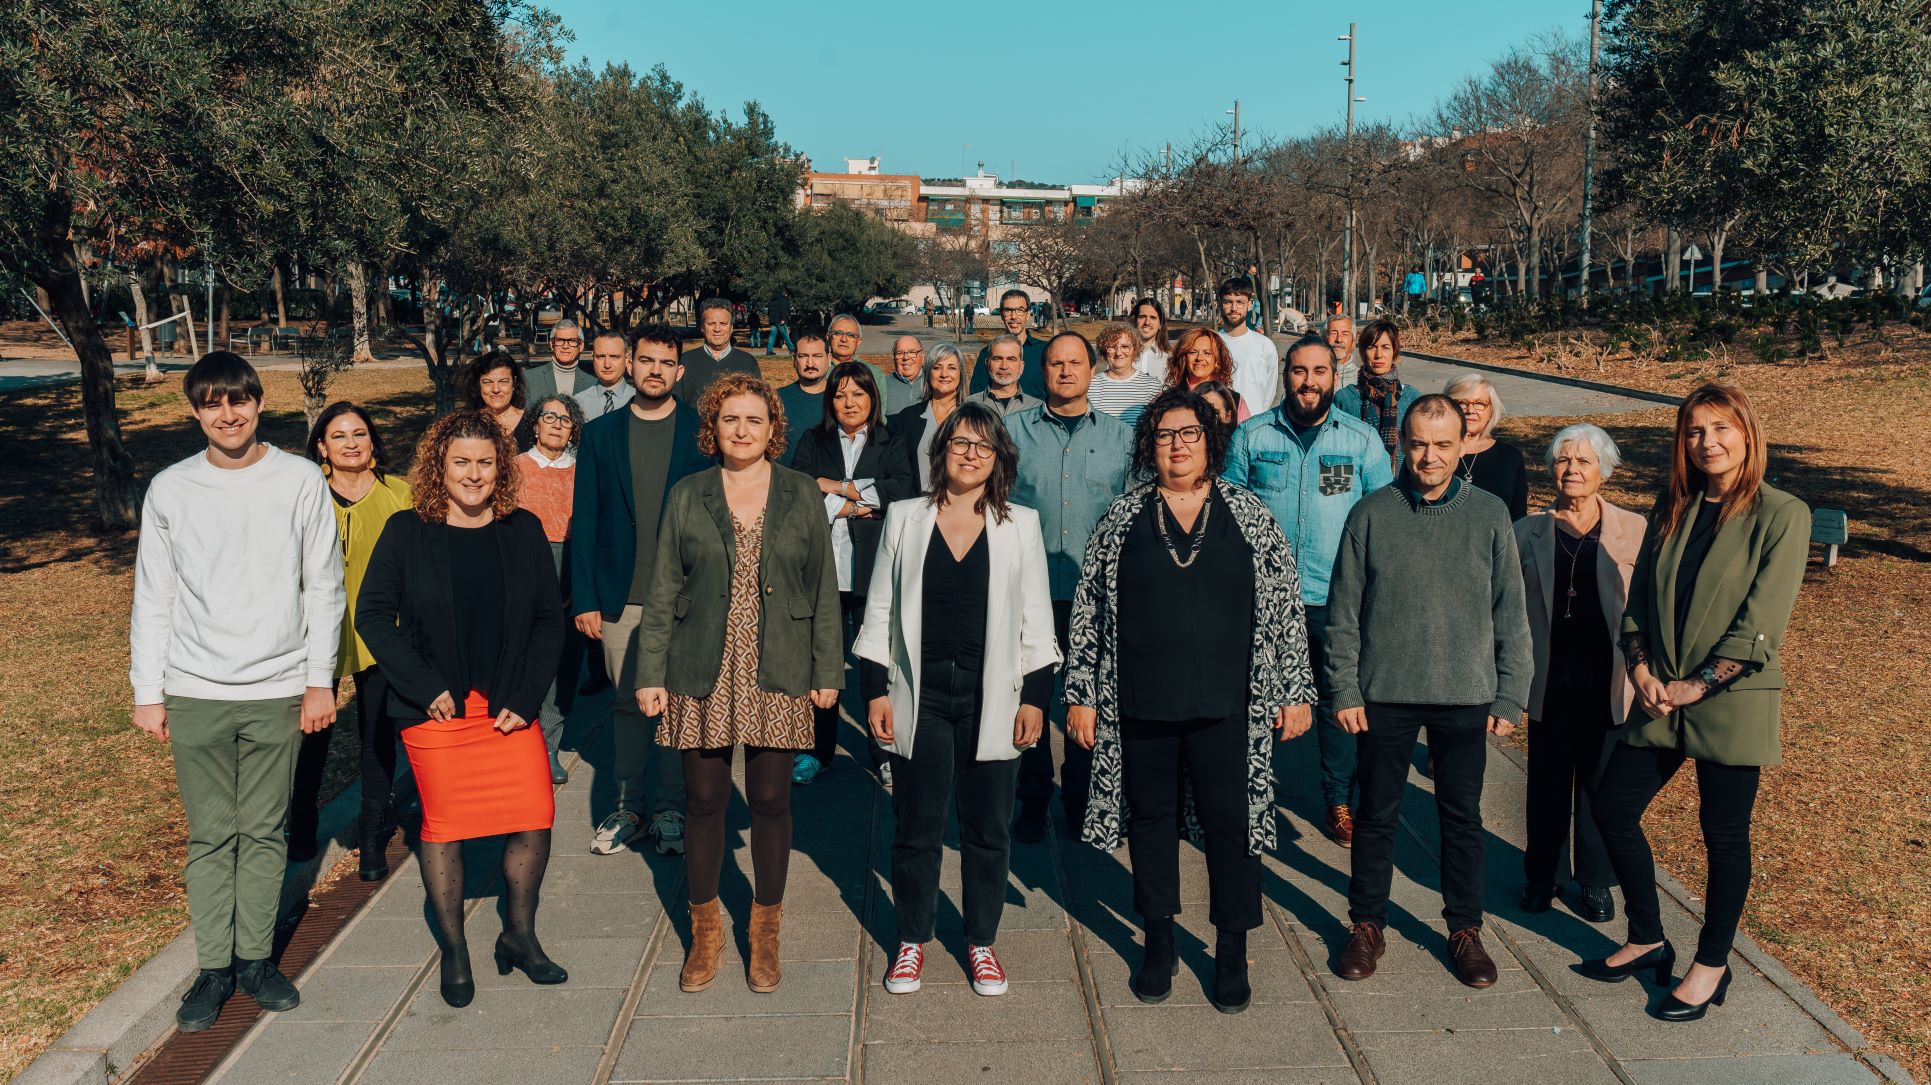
[330,471,414,677]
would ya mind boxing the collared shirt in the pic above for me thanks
[969,332,1049,399]
[883,371,923,415]
[523,445,576,470]
[965,387,1043,418]
[574,380,634,421]
[1007,405,1134,600]
[1223,406,1394,605]
[1134,344,1170,381]
[820,428,881,593]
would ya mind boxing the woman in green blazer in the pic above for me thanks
[635,372,843,998]
[1580,382,1809,1023]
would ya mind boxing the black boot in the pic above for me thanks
[440,941,474,1008]
[358,801,393,882]
[1211,929,1251,1014]
[1132,916,1178,1004]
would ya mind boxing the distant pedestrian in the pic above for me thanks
[766,287,794,355]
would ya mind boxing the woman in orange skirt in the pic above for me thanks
[357,410,567,1008]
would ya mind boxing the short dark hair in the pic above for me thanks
[1131,386,1232,480]
[1402,392,1461,438]
[462,350,524,411]
[794,331,828,354]
[1045,330,1096,366]
[1284,333,1332,369]
[698,297,733,322]
[306,401,390,476]
[184,350,263,407]
[817,362,883,439]
[632,323,681,357]
[926,402,1018,523]
[1217,276,1255,300]
[591,329,630,352]
[998,288,1030,309]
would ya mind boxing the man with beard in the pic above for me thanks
[1225,334,1393,848]
[777,331,833,460]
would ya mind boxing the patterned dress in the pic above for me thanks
[660,513,815,751]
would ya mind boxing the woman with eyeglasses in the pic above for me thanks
[1445,372,1528,522]
[1066,386,1315,1014]
[855,401,1061,998]
[516,394,588,783]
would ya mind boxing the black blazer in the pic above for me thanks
[791,423,892,596]
[354,508,565,728]
[881,402,933,505]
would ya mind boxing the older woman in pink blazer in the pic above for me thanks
[1514,423,1645,924]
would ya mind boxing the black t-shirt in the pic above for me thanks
[1462,440,1529,521]
[921,524,990,676]
[1286,414,1323,453]
[1673,499,1725,643]
[1117,486,1255,721]
[447,523,504,701]
[1546,527,1613,723]
[626,410,676,604]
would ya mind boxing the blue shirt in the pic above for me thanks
[968,332,1049,400]
[1008,405,1134,600]
[1224,406,1394,606]
[778,382,826,465]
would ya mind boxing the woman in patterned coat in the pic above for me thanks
[1065,386,1317,1015]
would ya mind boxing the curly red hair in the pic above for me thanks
[408,409,520,523]
[1166,327,1233,387]
[695,371,788,461]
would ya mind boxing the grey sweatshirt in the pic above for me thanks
[1323,479,1532,721]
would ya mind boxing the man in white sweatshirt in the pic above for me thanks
[129,351,344,1032]
[1215,276,1281,412]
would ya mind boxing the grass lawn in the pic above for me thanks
[0,332,1924,1080]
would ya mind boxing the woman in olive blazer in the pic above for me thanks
[1582,383,1809,1024]
[634,372,842,998]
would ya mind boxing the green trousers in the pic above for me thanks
[167,695,303,969]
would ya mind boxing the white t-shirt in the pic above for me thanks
[1134,344,1170,382]
[1217,328,1280,411]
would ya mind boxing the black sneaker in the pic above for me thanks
[176,968,234,1032]
[1012,802,1048,844]
[236,958,301,1012]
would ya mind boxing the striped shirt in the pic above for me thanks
[1087,370,1164,428]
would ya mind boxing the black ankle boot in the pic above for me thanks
[1212,929,1250,1014]
[440,942,474,1007]
[1133,916,1178,1004]
[358,802,393,882]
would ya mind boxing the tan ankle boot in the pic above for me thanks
[680,898,725,992]
[747,901,783,992]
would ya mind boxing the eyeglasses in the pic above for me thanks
[829,329,860,339]
[538,411,572,425]
[551,337,582,347]
[893,348,924,357]
[947,437,998,459]
[1153,425,1206,446]
[999,306,1029,315]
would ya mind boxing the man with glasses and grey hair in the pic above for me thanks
[884,335,927,414]
[526,317,587,403]
[968,288,1048,400]
[826,313,889,390]
[675,297,760,402]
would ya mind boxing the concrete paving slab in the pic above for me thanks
[1116,1071,1361,1085]
[1103,1000,1349,1071]
[1621,1053,1884,1085]
[635,959,855,1018]
[1574,986,1848,1059]
[270,965,418,1023]
[323,916,440,968]
[1353,1025,1619,1085]
[383,986,623,1051]
[861,1038,1101,1084]
[610,1014,852,1081]
[359,1045,605,1085]
[865,979,1092,1044]
[204,1020,373,1084]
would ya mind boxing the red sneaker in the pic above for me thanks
[968,944,1009,996]
[884,942,925,994]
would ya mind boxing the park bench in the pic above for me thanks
[1811,508,1848,568]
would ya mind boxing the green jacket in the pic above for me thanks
[1618,482,1809,766]
[636,464,844,698]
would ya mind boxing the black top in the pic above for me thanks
[1117,485,1255,720]
[1286,415,1323,453]
[626,410,677,603]
[1674,498,1725,643]
[1461,440,1529,521]
[921,524,990,675]
[1545,527,1613,724]
[448,523,505,700]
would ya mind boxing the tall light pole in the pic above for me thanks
[1339,24,1363,318]
[1227,100,1241,164]
[1577,0,1601,303]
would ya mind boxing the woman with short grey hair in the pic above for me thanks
[1511,423,1645,923]
[1444,372,1528,520]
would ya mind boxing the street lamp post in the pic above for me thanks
[1339,24,1364,319]
[1578,0,1601,303]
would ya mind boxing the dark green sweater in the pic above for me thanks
[1324,478,1533,720]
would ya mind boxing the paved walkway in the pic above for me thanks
[199,693,1890,1085]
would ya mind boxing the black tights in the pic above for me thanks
[417,829,554,978]
[683,746,793,907]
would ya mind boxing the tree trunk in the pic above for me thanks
[373,259,393,326]
[217,283,231,347]
[1526,220,1542,297]
[39,263,139,529]
[1709,230,1726,294]
[348,261,373,363]
[272,258,290,326]
[127,269,160,380]
[1664,228,1681,294]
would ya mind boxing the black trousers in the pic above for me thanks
[810,592,869,765]
[1593,741,1762,969]
[888,660,1019,946]
[291,666,398,844]
[1120,711,1261,931]
[1523,700,1616,891]
[1348,702,1489,933]
[1018,600,1091,817]
[1304,605,1358,810]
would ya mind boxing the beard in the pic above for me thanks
[1284,384,1335,426]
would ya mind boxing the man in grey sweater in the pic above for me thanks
[1323,394,1532,989]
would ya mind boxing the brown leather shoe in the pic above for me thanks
[1324,805,1355,847]
[1448,927,1498,988]
[680,898,726,992]
[747,901,783,992]
[1334,922,1385,980]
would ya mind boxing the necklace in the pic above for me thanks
[1459,447,1480,483]
[1555,527,1593,619]
[1153,488,1211,569]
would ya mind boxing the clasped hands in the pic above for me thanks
[638,687,839,716]
[1065,703,1313,749]
[868,699,1044,748]
[1335,706,1516,737]
[427,690,527,733]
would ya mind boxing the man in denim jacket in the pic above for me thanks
[1225,334,1393,846]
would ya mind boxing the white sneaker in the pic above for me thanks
[590,811,641,855]
[650,811,685,855]
[968,944,1008,996]
[884,942,925,994]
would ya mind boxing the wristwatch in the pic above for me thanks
[1694,664,1722,694]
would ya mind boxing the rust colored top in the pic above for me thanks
[516,449,575,543]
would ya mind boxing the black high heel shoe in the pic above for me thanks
[494,934,568,985]
[1653,967,1731,1022]
[1576,941,1675,984]
[440,945,474,1008]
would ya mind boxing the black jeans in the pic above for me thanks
[1018,600,1091,818]
[889,660,1019,946]
[291,666,398,846]
[1523,700,1615,891]
[1348,702,1489,932]
[1120,711,1261,931]
[1303,605,1357,810]
[810,592,869,765]
[1593,742,1761,968]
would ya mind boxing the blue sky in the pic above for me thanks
[545,0,1581,183]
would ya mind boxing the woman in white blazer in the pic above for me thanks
[854,402,1060,1000]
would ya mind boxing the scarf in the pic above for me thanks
[1357,366,1403,468]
